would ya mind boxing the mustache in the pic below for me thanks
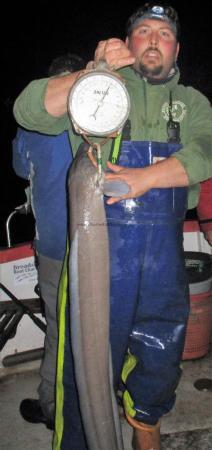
[143,47,162,57]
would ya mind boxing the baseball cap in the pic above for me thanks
[126,2,180,40]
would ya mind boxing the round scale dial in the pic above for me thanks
[68,70,130,136]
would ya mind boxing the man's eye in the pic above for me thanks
[160,30,174,40]
[138,28,149,35]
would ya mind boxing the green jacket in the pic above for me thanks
[13,67,212,209]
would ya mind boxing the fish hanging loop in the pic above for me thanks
[83,134,110,180]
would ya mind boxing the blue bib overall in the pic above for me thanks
[106,140,190,425]
[55,140,190,450]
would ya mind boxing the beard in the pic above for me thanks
[137,62,163,77]
[130,44,178,82]
[134,47,164,78]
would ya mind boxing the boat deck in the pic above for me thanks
[1,347,212,450]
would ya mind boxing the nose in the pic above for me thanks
[149,31,158,47]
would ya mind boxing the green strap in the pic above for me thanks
[109,133,122,164]
[109,118,131,164]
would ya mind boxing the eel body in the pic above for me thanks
[68,145,124,450]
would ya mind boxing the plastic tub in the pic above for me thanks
[182,252,212,360]
[182,289,212,360]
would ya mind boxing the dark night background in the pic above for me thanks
[1,1,211,247]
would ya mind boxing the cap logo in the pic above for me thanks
[152,6,164,15]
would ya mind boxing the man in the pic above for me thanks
[12,53,85,430]
[13,3,212,450]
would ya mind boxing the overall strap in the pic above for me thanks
[109,119,131,164]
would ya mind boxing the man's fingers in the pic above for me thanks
[106,196,123,205]
[106,192,131,205]
[106,161,124,173]
[94,38,135,69]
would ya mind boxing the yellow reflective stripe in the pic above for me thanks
[121,350,138,383]
[53,247,69,450]
[110,133,122,164]
[123,390,136,418]
[121,350,138,419]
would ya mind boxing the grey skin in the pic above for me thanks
[68,144,124,450]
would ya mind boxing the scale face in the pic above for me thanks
[68,69,130,137]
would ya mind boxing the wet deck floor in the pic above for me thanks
[0,348,212,450]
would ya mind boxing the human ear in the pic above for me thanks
[125,36,129,48]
